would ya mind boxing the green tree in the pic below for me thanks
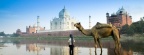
[120,24,129,34]
[129,17,144,34]
[140,17,144,33]
[12,33,20,37]
[126,26,134,36]
[0,32,6,36]
[121,17,144,35]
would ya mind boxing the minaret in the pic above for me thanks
[106,12,109,24]
[37,16,40,31]
[64,6,65,10]
[89,15,91,29]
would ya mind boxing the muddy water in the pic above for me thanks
[0,39,144,55]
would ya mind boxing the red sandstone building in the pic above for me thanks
[26,16,45,34]
[26,26,45,34]
[106,7,132,28]
[16,25,45,34]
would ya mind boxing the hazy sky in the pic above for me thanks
[0,0,144,34]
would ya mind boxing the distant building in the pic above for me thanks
[16,29,22,34]
[50,6,78,31]
[106,7,132,28]
[26,16,45,34]
[26,25,45,34]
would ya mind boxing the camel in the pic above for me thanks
[74,22,121,55]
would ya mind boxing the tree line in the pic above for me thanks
[0,32,20,37]
[120,17,144,36]
[0,32,5,36]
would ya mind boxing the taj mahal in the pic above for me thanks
[50,6,78,31]
[18,6,78,34]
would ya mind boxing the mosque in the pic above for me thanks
[106,7,132,28]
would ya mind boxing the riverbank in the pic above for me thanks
[0,34,144,42]
[120,34,144,42]
[0,34,144,41]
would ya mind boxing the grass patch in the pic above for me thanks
[1,35,144,41]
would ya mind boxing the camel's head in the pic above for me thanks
[74,22,83,31]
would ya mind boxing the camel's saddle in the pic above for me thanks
[95,22,112,29]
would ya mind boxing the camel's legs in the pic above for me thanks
[116,36,121,55]
[114,38,121,55]
[94,37,98,55]
[112,36,118,55]
[97,38,102,55]
[112,29,121,55]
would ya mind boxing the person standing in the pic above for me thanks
[68,34,75,55]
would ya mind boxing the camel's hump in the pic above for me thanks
[95,22,112,29]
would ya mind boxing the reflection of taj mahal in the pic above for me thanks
[50,46,78,55]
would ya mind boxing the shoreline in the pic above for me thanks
[0,34,144,42]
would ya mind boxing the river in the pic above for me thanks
[0,38,144,55]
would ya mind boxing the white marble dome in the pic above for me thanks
[50,6,78,31]
[59,6,70,18]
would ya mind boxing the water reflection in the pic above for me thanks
[26,44,106,55]
[0,39,144,55]
[121,40,144,55]
[26,44,45,52]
